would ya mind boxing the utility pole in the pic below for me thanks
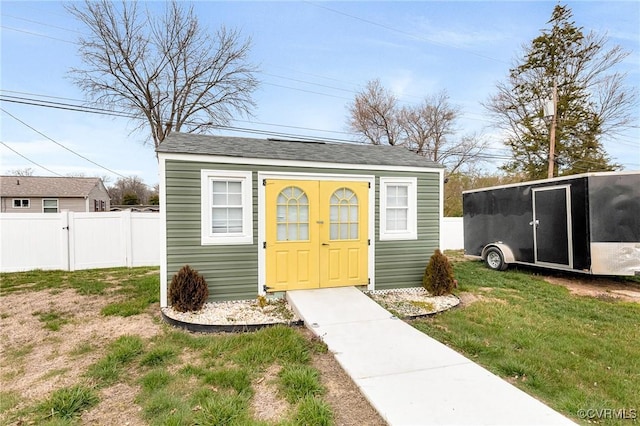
[547,81,557,179]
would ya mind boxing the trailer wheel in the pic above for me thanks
[485,247,508,271]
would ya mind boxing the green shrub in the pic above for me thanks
[168,265,209,312]
[423,249,456,296]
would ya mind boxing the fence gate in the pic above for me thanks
[0,211,160,272]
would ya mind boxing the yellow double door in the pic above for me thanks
[265,179,369,291]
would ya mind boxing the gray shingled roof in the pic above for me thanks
[0,176,103,197]
[157,133,444,169]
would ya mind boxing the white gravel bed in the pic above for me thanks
[366,287,459,317]
[162,298,300,325]
[162,288,459,326]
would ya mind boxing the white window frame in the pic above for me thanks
[201,170,253,245]
[12,199,30,208]
[379,177,417,241]
[42,198,59,213]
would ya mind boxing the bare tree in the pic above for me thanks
[7,168,34,176]
[108,176,150,205]
[399,91,488,174]
[67,1,259,154]
[347,79,401,146]
[400,92,458,156]
[348,81,487,173]
[99,174,113,187]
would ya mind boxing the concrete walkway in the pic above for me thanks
[286,287,575,426]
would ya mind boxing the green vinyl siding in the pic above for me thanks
[165,160,259,301]
[374,172,440,290]
[165,159,440,301]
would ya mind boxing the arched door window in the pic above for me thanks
[329,188,358,240]
[276,186,309,241]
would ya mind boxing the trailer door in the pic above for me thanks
[532,185,573,269]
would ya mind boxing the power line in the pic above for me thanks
[0,25,76,44]
[0,140,63,176]
[262,82,353,101]
[0,95,134,119]
[304,1,509,65]
[1,95,515,165]
[1,11,518,129]
[262,72,358,96]
[1,92,500,150]
[1,14,82,34]
[0,13,491,110]
[0,90,494,141]
[3,93,631,166]
[0,91,361,140]
[1,107,130,180]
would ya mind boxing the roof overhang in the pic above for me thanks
[158,151,444,174]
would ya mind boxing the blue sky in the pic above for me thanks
[1,1,638,187]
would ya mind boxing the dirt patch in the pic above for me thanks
[0,289,162,405]
[250,364,290,422]
[542,274,640,303]
[457,291,507,307]
[0,286,388,425]
[81,383,145,426]
[457,270,640,305]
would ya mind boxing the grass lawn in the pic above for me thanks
[413,257,640,425]
[0,267,336,426]
[2,262,638,425]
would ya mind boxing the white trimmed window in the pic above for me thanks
[42,199,59,213]
[201,170,253,245]
[13,199,30,208]
[379,177,417,240]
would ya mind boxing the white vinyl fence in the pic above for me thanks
[1,213,463,273]
[440,217,464,251]
[0,211,160,273]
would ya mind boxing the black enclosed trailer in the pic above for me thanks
[463,171,640,276]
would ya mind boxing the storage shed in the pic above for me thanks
[463,171,640,276]
[157,133,444,306]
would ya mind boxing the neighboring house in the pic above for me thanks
[0,176,110,213]
[157,133,445,307]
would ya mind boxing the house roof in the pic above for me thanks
[157,133,444,169]
[0,176,104,198]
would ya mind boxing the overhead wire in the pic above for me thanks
[0,12,496,113]
[0,25,76,44]
[1,108,162,188]
[2,10,636,171]
[4,91,635,168]
[1,14,83,33]
[0,93,359,142]
[0,92,518,158]
[0,140,64,176]
[303,1,510,65]
[1,107,131,180]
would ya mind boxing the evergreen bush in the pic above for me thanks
[423,249,456,296]
[168,265,209,312]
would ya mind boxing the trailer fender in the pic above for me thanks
[482,243,515,263]
[482,243,515,271]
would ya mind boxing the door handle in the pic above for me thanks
[322,243,329,246]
